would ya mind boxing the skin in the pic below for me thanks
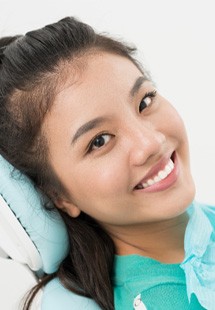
[44,52,195,263]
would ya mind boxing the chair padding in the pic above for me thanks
[0,155,69,273]
[42,278,100,309]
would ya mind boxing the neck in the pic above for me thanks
[107,212,189,264]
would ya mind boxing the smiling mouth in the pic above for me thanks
[134,152,176,190]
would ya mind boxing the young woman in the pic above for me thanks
[0,17,213,309]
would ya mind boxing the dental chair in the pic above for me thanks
[0,155,100,309]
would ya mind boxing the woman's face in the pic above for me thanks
[44,52,195,230]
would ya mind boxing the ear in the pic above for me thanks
[54,197,81,218]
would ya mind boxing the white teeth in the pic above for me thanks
[147,179,155,186]
[165,164,172,174]
[169,160,174,169]
[136,158,174,189]
[158,170,168,179]
[154,175,162,183]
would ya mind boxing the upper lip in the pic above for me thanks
[134,151,174,189]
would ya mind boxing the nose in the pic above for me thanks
[126,121,166,167]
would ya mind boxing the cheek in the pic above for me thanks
[74,159,127,200]
[159,101,188,143]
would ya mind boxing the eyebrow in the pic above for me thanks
[72,76,148,145]
[129,76,148,98]
[71,117,107,145]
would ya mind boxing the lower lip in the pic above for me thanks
[135,153,179,193]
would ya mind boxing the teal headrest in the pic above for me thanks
[0,155,69,274]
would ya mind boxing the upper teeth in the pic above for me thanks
[136,158,174,189]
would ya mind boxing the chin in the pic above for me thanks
[170,179,196,218]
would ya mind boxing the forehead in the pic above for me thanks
[55,52,143,105]
[44,52,144,139]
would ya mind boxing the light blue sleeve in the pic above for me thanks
[180,201,215,310]
[41,278,101,310]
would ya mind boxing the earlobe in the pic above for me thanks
[54,197,81,218]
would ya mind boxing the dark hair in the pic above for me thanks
[0,17,144,310]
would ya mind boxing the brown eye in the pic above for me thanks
[139,90,157,113]
[88,134,111,152]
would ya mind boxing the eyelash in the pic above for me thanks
[139,90,157,113]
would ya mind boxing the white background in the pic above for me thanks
[0,0,215,205]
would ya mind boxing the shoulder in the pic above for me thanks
[41,278,101,310]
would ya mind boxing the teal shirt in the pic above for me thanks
[113,254,204,309]
[42,201,215,309]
